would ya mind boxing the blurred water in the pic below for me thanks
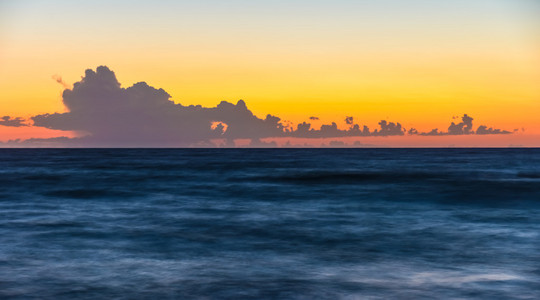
[0,148,539,299]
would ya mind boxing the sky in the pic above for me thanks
[1,0,539,147]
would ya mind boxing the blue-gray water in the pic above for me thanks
[1,149,540,299]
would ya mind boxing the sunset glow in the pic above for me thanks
[1,0,539,146]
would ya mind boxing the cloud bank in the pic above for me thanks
[409,114,511,136]
[2,66,513,147]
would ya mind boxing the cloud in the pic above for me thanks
[33,66,285,146]
[419,128,444,136]
[289,119,404,138]
[476,125,511,135]
[52,74,70,89]
[0,116,28,127]
[408,128,419,135]
[409,114,511,136]
[448,114,474,135]
[20,66,514,146]
[309,116,319,121]
[374,120,405,136]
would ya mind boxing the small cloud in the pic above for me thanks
[448,114,474,135]
[0,116,28,127]
[375,120,405,136]
[476,125,511,135]
[309,116,319,121]
[421,128,444,136]
[52,74,70,89]
[408,128,419,135]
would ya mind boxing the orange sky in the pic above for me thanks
[1,1,539,146]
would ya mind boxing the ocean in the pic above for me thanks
[1,148,539,299]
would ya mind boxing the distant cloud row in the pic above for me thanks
[2,66,512,147]
[0,116,28,127]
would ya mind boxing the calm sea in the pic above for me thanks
[1,149,539,299]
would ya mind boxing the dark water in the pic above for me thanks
[1,149,540,299]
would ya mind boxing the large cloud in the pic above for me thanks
[32,66,285,146]
[23,66,513,146]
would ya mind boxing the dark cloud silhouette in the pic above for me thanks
[309,116,319,121]
[448,114,474,135]
[32,66,286,146]
[419,128,444,136]
[14,66,513,147]
[374,120,405,136]
[0,116,28,127]
[476,125,511,135]
[30,66,411,146]
[294,122,312,137]
[409,114,510,136]
[408,128,419,135]
[291,118,406,138]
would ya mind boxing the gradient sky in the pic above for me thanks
[1,0,539,146]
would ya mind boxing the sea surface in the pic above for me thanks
[1,148,539,299]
